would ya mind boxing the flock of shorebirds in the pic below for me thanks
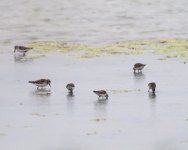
[14,45,156,99]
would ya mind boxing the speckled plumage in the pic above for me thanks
[133,63,146,72]
[14,46,33,55]
[29,79,51,89]
[66,83,75,93]
[93,90,108,99]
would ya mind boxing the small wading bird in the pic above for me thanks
[14,46,33,55]
[133,63,146,72]
[93,90,108,100]
[148,82,156,94]
[66,83,75,93]
[29,79,51,89]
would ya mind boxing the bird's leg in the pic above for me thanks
[152,88,155,94]
[69,90,73,95]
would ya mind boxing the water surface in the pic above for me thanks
[1,0,188,50]
[0,53,188,150]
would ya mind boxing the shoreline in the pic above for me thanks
[1,38,187,61]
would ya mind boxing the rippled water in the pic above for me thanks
[1,0,188,50]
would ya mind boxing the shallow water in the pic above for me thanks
[0,53,188,150]
[1,0,188,50]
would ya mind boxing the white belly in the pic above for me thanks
[136,66,144,70]
[36,83,48,87]
[97,93,106,97]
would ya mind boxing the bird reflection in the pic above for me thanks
[66,92,75,100]
[14,54,32,62]
[95,99,108,104]
[133,72,144,78]
[14,54,24,61]
[32,88,51,96]
[94,99,108,112]
[66,93,75,111]
[133,72,145,84]
[148,92,156,100]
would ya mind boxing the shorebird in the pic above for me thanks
[29,79,51,89]
[66,83,75,93]
[148,82,156,93]
[14,46,33,55]
[133,63,146,72]
[93,90,108,100]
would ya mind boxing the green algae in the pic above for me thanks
[28,38,188,60]
[152,39,188,58]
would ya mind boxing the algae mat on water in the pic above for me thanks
[28,38,188,60]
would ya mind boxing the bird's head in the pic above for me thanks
[14,46,18,52]
[47,79,51,87]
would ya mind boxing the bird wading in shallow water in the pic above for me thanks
[93,90,108,100]
[66,83,75,94]
[148,82,156,94]
[14,46,33,55]
[133,63,146,72]
[29,79,51,89]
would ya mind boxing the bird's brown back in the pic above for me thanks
[134,63,145,68]
[94,90,107,94]
[29,79,47,84]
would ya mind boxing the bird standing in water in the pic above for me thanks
[66,83,75,94]
[93,90,108,100]
[14,46,33,55]
[133,63,146,72]
[148,82,156,94]
[29,79,51,89]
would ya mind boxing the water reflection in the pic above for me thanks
[66,92,75,100]
[29,89,51,106]
[94,99,108,113]
[148,92,156,98]
[66,93,75,111]
[32,89,51,96]
[14,54,25,62]
[148,92,157,102]
[133,72,145,79]
[14,54,32,62]
[133,72,145,85]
